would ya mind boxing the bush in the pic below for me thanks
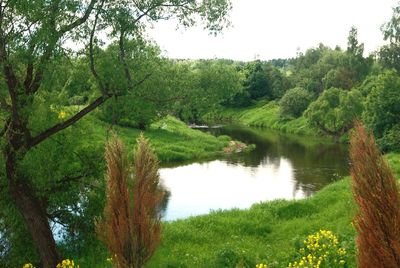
[96,135,165,268]
[377,124,400,152]
[350,122,400,267]
[279,87,313,118]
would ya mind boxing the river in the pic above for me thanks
[159,125,349,221]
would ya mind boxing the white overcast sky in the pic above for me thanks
[148,0,398,61]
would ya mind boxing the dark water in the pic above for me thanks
[160,126,349,221]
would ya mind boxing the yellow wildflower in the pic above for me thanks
[58,110,67,120]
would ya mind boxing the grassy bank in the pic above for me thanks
[206,101,317,136]
[85,115,231,163]
[145,153,400,268]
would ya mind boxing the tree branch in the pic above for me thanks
[58,0,98,35]
[29,94,111,148]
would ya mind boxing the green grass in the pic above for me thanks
[146,179,356,268]
[81,115,231,163]
[144,153,400,268]
[206,101,317,136]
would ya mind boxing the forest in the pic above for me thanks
[1,1,400,268]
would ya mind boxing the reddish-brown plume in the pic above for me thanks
[350,121,400,268]
[96,134,164,268]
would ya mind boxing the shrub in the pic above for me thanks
[96,134,165,268]
[377,124,400,152]
[279,87,313,118]
[350,121,400,268]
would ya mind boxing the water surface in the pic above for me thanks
[160,126,349,221]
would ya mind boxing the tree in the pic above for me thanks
[363,70,400,139]
[279,87,313,118]
[304,88,363,140]
[0,1,232,266]
[350,121,400,268]
[347,26,364,57]
[380,4,400,72]
[176,59,243,123]
[97,134,164,268]
[241,60,290,101]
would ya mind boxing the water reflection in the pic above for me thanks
[160,126,349,221]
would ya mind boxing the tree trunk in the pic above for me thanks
[6,147,61,268]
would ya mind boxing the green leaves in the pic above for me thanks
[305,88,363,137]
[279,87,313,118]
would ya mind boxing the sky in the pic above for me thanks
[148,0,398,61]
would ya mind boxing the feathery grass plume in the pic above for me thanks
[350,121,400,268]
[97,134,164,268]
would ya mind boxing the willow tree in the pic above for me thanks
[0,1,231,267]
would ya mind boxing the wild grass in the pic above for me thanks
[206,101,316,136]
[83,115,230,163]
[146,179,357,268]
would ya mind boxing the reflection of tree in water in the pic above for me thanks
[158,185,171,219]
[209,126,349,194]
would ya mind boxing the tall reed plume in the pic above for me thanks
[350,121,400,268]
[97,134,164,268]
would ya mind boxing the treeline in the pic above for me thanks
[59,25,400,151]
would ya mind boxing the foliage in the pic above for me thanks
[0,0,233,266]
[279,87,314,118]
[380,5,400,72]
[363,70,400,139]
[288,230,348,268]
[238,61,291,103]
[97,134,164,268]
[378,124,400,152]
[304,88,363,138]
[350,122,400,268]
[291,42,372,94]
[176,60,244,123]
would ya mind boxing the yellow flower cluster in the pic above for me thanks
[56,259,78,268]
[23,259,78,268]
[288,230,348,268]
[256,264,268,268]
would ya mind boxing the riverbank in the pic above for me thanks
[76,114,400,267]
[87,115,233,163]
[205,101,317,136]
[145,153,399,268]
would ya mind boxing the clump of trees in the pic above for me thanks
[350,122,400,267]
[279,87,313,118]
[304,88,363,140]
[97,134,164,268]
